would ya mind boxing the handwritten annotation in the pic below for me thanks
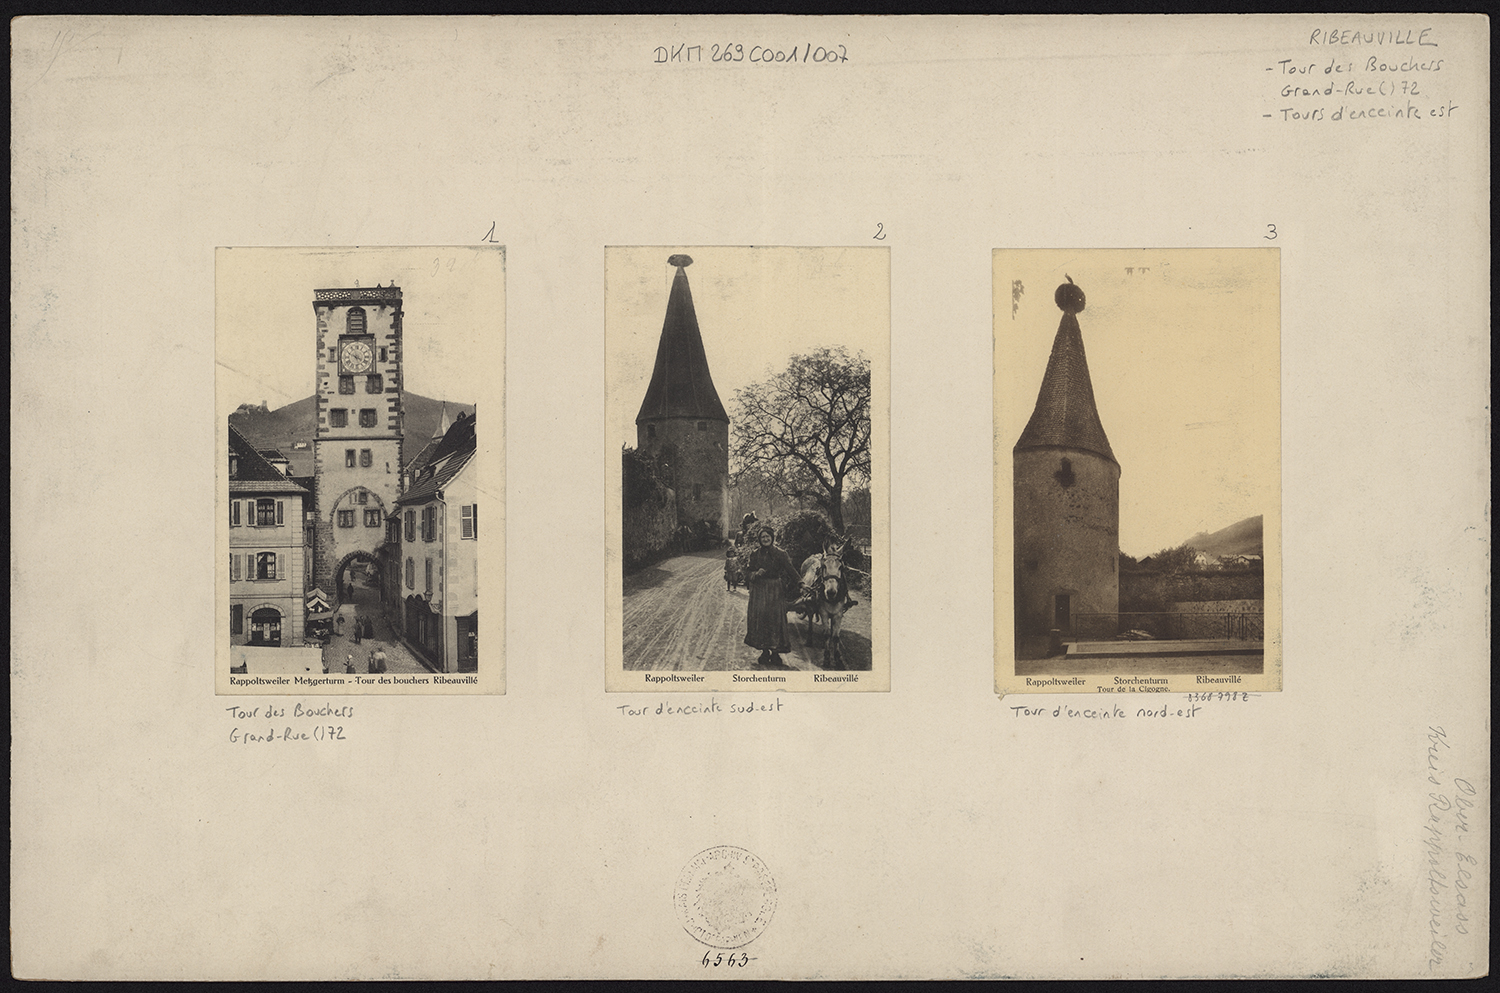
[1423,725,1481,972]
[225,702,354,745]
[618,698,785,717]
[654,43,847,65]
[1267,27,1457,124]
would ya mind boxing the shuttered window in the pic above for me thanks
[405,510,416,542]
[424,558,433,593]
[231,603,243,635]
[230,501,240,527]
[406,557,415,589]
[230,554,240,581]
[276,500,284,525]
[347,308,366,334]
[461,504,476,539]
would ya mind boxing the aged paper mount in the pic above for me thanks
[11,15,1488,981]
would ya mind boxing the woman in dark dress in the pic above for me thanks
[743,527,803,666]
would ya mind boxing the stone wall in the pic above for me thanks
[1014,447,1120,635]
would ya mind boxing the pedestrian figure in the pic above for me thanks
[373,649,387,674]
[743,527,801,667]
[353,617,362,645]
[344,654,355,674]
[725,545,743,591]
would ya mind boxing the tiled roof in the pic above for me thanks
[635,261,729,423]
[396,414,477,506]
[1014,312,1117,464]
[230,425,309,492]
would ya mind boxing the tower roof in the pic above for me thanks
[1014,302,1117,465]
[636,257,729,424]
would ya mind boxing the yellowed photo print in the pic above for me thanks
[216,246,505,695]
[995,248,1281,696]
[606,247,890,692]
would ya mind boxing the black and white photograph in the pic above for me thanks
[606,247,890,691]
[995,248,1281,695]
[216,246,504,694]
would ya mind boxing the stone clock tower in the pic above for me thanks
[311,284,405,599]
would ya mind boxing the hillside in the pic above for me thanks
[1182,515,1263,558]
[229,392,476,476]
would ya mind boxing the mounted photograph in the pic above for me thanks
[606,247,890,692]
[216,246,504,694]
[994,248,1281,696]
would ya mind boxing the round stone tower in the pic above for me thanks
[1013,279,1120,639]
[635,255,730,533]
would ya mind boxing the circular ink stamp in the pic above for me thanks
[673,846,777,949]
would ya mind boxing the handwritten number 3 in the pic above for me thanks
[1265,224,1277,241]
[873,223,885,241]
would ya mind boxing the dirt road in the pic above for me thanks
[623,550,872,672]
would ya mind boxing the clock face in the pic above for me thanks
[341,340,374,374]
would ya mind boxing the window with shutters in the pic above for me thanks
[330,409,348,428]
[230,554,241,581]
[256,552,277,580]
[461,504,477,539]
[339,376,355,395]
[338,509,355,528]
[359,409,377,428]
[405,509,416,542]
[406,557,415,589]
[360,449,373,467]
[329,347,337,362]
[256,498,282,526]
[346,307,366,334]
[387,518,400,544]
[364,509,382,527]
[345,449,356,467]
[356,490,367,505]
[425,558,433,593]
[230,500,240,526]
[231,603,243,635]
[379,347,388,363]
[366,374,383,394]
[422,505,436,542]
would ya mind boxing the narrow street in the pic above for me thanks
[320,566,430,675]
[623,550,872,672]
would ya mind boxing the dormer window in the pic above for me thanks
[229,456,238,477]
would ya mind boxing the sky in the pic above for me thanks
[215,246,503,419]
[605,246,890,453]
[994,248,1280,558]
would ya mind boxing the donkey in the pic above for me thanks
[798,541,851,670]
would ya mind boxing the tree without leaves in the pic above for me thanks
[730,346,871,532]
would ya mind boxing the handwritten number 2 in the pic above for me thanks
[1264,224,1277,241]
[873,222,885,241]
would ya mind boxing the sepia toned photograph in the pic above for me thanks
[995,249,1281,695]
[216,246,505,694]
[606,247,890,692]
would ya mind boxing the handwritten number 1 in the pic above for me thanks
[481,221,498,244]
[873,223,885,241]
[1264,224,1277,241]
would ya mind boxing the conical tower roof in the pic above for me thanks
[1014,282,1117,465]
[636,256,729,424]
